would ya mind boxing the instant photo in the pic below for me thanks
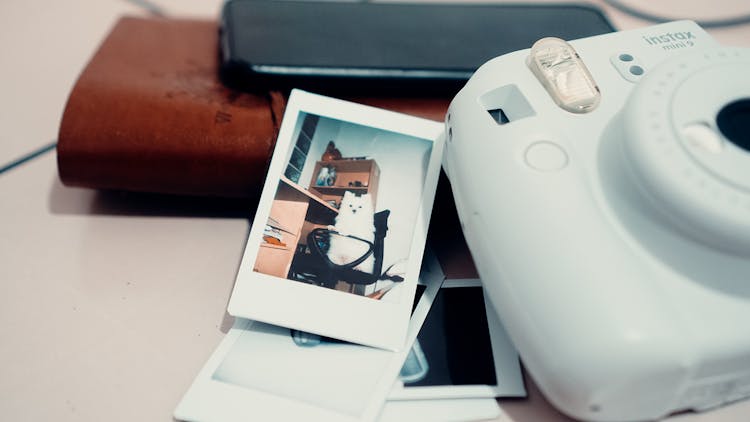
[228,90,444,351]
[257,111,432,299]
[390,283,526,400]
[173,253,445,422]
[403,287,496,386]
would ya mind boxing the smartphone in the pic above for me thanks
[220,0,615,95]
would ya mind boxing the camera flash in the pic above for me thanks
[528,37,600,113]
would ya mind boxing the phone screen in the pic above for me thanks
[220,0,614,92]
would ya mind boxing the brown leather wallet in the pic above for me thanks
[57,16,451,198]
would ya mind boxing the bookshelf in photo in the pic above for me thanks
[308,159,380,210]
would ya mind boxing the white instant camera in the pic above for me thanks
[445,21,750,421]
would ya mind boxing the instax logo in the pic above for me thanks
[643,31,696,51]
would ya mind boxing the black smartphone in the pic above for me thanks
[220,0,614,95]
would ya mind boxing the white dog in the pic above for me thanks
[327,191,375,273]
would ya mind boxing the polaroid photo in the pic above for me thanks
[174,253,445,422]
[389,280,526,400]
[227,89,445,351]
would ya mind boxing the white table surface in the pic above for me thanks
[1,1,749,421]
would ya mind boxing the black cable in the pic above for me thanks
[0,142,57,175]
[121,0,167,18]
[603,0,750,28]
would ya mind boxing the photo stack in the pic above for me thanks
[174,91,526,422]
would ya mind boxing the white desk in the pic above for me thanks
[1,1,749,421]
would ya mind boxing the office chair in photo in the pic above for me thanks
[289,210,403,291]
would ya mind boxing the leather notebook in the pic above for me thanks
[57,17,451,198]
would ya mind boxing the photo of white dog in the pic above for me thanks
[328,192,376,273]
[232,91,442,351]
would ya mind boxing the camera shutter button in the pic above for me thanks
[524,141,568,171]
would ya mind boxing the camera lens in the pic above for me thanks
[717,98,750,153]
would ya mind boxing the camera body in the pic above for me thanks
[445,21,750,421]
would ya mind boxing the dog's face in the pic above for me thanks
[333,191,375,240]
[339,191,373,218]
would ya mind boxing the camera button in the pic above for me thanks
[525,141,568,171]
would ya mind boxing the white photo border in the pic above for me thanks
[174,252,445,422]
[227,89,445,351]
[379,398,500,422]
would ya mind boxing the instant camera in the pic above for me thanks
[445,21,750,421]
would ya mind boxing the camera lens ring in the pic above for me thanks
[621,46,750,254]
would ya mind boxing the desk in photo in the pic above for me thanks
[254,176,338,278]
